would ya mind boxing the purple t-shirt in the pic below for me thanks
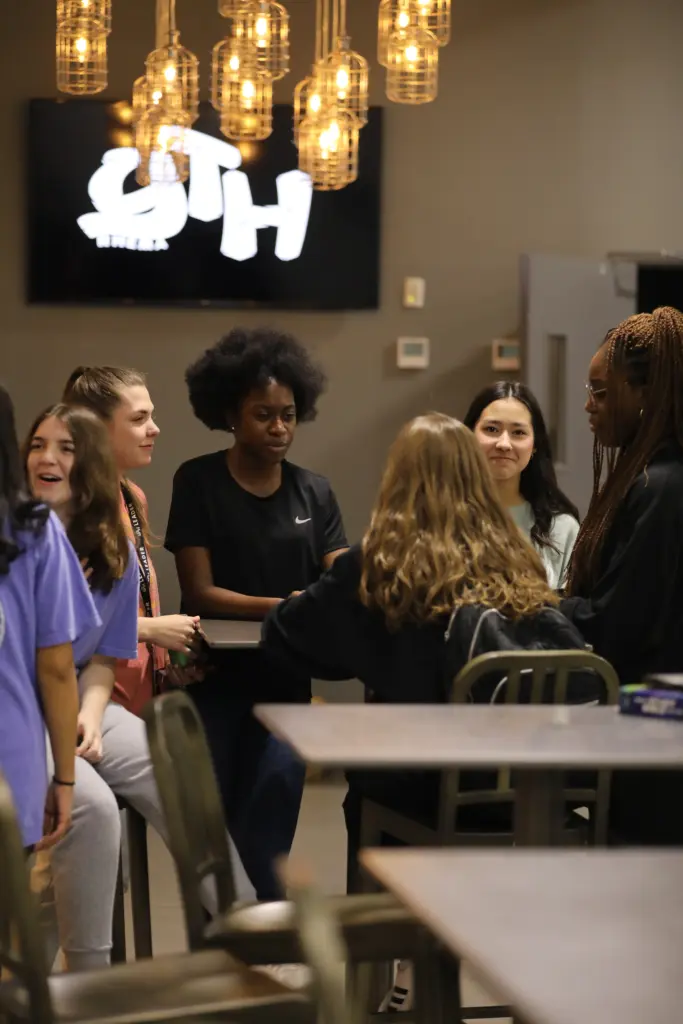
[72,539,139,672]
[0,512,100,846]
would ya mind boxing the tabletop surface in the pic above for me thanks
[361,848,683,1024]
[253,702,683,769]
[201,619,262,649]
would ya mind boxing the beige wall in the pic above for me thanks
[2,0,683,610]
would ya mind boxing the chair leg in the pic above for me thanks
[111,856,126,964]
[413,932,461,1024]
[126,808,152,959]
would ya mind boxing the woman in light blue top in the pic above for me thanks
[0,386,99,852]
[25,403,169,972]
[464,382,580,590]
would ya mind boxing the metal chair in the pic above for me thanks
[141,691,427,1019]
[357,649,619,859]
[111,797,152,963]
[0,771,316,1024]
[353,650,619,1022]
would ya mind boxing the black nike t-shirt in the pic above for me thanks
[164,450,348,700]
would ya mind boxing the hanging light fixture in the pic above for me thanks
[135,109,192,186]
[230,0,290,81]
[378,0,450,68]
[218,0,245,14]
[319,0,369,127]
[212,52,275,141]
[293,0,325,146]
[296,0,361,191]
[56,12,108,95]
[134,0,198,186]
[415,0,451,47]
[57,0,112,33]
[293,68,323,146]
[385,3,439,105]
[298,106,360,191]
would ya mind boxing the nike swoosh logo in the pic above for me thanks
[295,517,311,525]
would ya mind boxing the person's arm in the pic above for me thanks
[262,549,358,680]
[555,515,580,592]
[77,655,115,762]
[561,471,683,678]
[36,642,79,849]
[175,547,281,619]
[320,483,349,572]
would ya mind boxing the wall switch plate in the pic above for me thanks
[403,277,426,309]
[397,337,430,369]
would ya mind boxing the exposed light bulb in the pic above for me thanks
[75,36,88,53]
[229,55,240,72]
[397,11,409,28]
[405,44,418,62]
[241,79,255,110]
[164,64,177,82]
[310,93,321,113]
[336,66,349,98]
[255,15,268,47]
[152,89,162,103]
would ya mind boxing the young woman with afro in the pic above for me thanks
[165,327,347,901]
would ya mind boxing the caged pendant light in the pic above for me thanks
[230,0,290,81]
[211,39,274,140]
[319,0,369,127]
[297,0,362,191]
[378,0,450,68]
[57,0,112,33]
[56,12,109,95]
[414,0,451,47]
[134,0,198,186]
[217,0,245,14]
[385,1,439,105]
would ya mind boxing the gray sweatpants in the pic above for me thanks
[33,702,254,972]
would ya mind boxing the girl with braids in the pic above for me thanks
[464,382,579,589]
[562,306,683,844]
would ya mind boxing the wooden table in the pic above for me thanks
[361,848,683,1024]
[201,619,262,650]
[254,703,683,844]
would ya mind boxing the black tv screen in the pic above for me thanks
[26,98,382,309]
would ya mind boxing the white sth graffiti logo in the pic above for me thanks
[77,128,314,263]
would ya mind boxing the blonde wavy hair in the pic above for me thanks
[360,413,557,627]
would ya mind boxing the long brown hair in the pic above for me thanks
[24,404,129,592]
[62,365,151,543]
[568,306,683,594]
[359,413,557,628]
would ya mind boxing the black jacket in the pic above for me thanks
[561,441,683,685]
[263,545,595,703]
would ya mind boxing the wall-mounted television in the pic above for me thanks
[26,99,382,309]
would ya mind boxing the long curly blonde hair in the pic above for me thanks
[360,413,557,627]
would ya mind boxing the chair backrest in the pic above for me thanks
[443,649,620,840]
[142,691,237,950]
[0,773,53,1023]
[451,649,620,706]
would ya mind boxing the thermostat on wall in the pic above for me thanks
[397,337,430,369]
[491,338,521,372]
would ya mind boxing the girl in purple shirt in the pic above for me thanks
[0,386,99,850]
[25,403,170,972]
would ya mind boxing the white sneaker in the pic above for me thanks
[255,963,312,990]
[379,960,413,1012]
